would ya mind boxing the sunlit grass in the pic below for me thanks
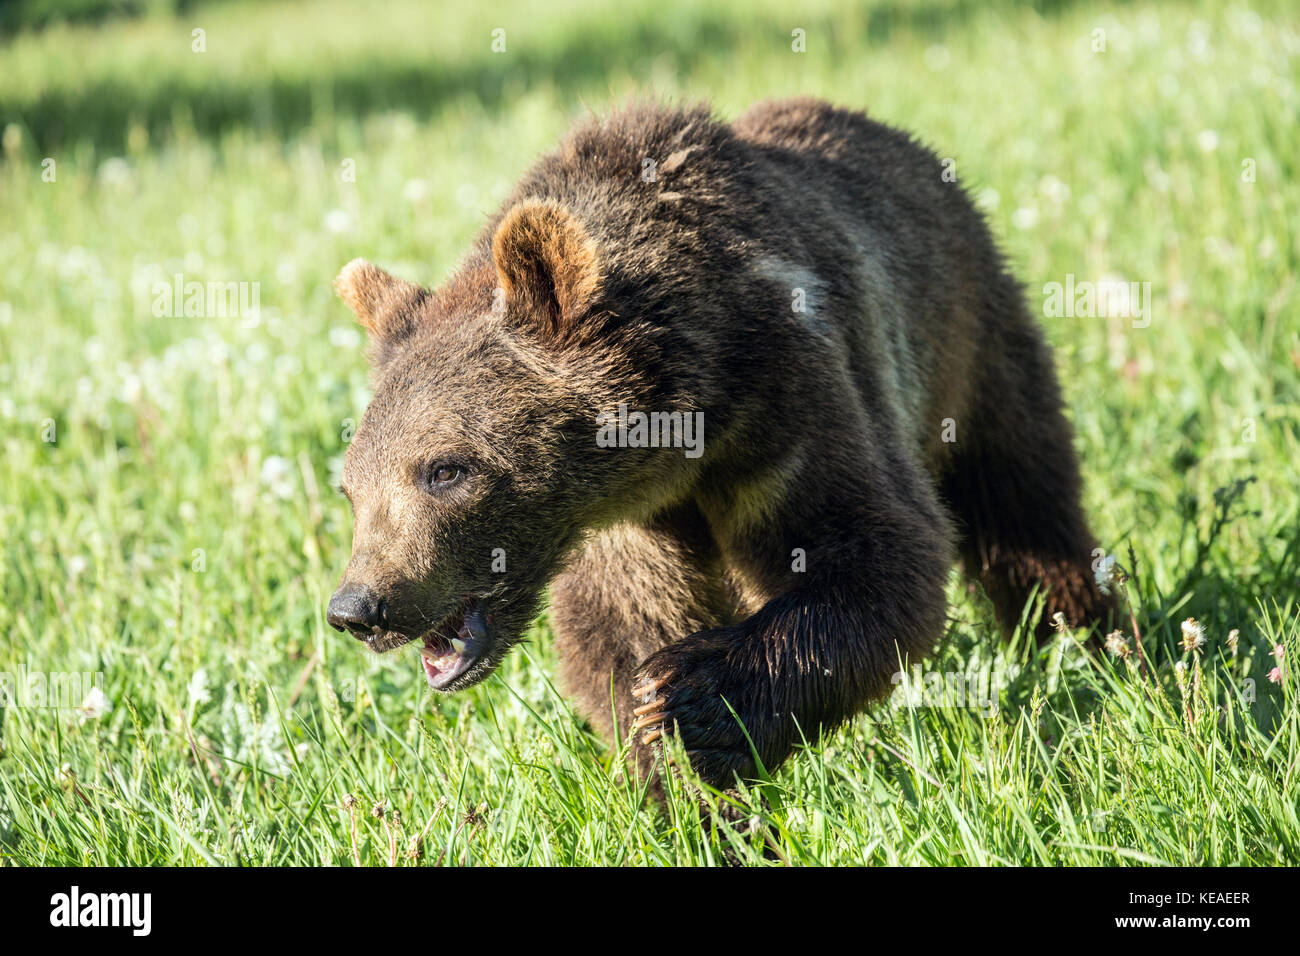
[0,0,1297,865]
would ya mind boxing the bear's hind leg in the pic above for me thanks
[942,307,1116,643]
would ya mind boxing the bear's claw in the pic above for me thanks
[632,701,668,744]
[632,699,666,718]
[630,675,667,702]
[628,629,771,789]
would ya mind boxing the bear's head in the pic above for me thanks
[326,200,680,691]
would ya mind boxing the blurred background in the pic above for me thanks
[1,0,1297,865]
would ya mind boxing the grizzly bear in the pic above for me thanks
[326,98,1114,792]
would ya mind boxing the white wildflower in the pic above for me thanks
[259,455,295,500]
[329,325,362,349]
[1038,174,1070,206]
[1094,553,1117,595]
[1103,630,1130,659]
[98,157,131,186]
[1180,617,1206,653]
[402,179,430,202]
[79,685,112,720]
[1012,205,1039,230]
[187,668,212,707]
[324,209,352,233]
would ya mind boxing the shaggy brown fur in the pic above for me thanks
[326,98,1115,792]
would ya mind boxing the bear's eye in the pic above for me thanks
[425,461,468,491]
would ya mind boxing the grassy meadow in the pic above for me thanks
[1,0,1298,865]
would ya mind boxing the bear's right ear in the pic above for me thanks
[491,199,603,342]
[334,258,429,342]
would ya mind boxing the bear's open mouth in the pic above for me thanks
[415,598,489,690]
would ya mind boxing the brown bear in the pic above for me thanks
[326,98,1114,792]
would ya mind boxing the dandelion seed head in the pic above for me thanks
[259,454,296,500]
[1095,554,1117,595]
[78,685,112,720]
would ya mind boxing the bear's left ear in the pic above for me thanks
[491,199,603,341]
[334,258,429,341]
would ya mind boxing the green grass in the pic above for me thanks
[1,0,1298,865]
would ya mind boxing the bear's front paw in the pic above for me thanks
[630,628,773,790]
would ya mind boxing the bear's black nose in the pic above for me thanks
[327,585,384,637]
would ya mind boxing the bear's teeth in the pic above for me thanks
[451,638,466,655]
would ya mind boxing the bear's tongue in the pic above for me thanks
[418,636,461,680]
[418,603,488,688]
